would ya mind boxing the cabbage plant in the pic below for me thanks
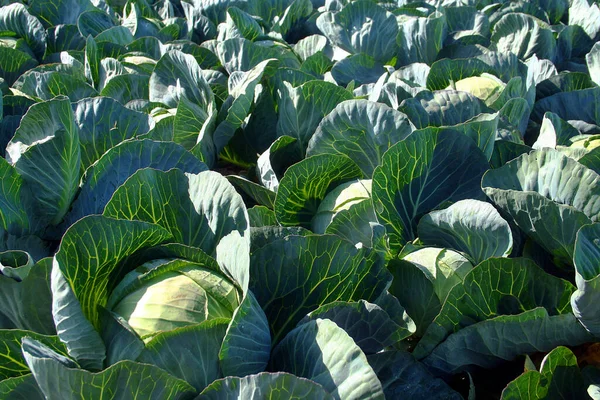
[4,0,600,398]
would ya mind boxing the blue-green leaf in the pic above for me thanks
[198,372,334,399]
[307,100,414,177]
[104,169,249,256]
[62,139,207,231]
[417,199,513,264]
[414,258,575,359]
[502,346,588,400]
[271,319,384,400]
[138,319,229,393]
[219,291,271,377]
[5,97,80,227]
[23,338,196,400]
[372,129,488,254]
[250,234,390,343]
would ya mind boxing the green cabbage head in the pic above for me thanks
[312,179,372,233]
[107,259,240,341]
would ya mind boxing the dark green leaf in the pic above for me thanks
[104,169,249,255]
[396,12,446,66]
[306,100,414,177]
[502,346,587,400]
[299,300,411,354]
[198,372,334,399]
[414,258,576,359]
[316,1,397,63]
[372,129,488,254]
[0,374,44,400]
[0,258,54,334]
[5,97,80,227]
[250,234,390,343]
[23,338,196,400]
[138,319,229,392]
[422,309,593,376]
[368,350,462,399]
[149,50,215,109]
[219,291,271,377]
[73,97,153,172]
[482,149,600,267]
[0,330,67,379]
[62,139,207,230]
[274,154,362,228]
[276,80,353,153]
[271,319,384,399]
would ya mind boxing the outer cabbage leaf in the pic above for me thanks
[213,59,276,153]
[399,90,487,129]
[100,74,151,104]
[0,374,44,399]
[0,44,38,87]
[104,169,249,257]
[396,12,446,66]
[217,38,300,73]
[218,291,271,377]
[532,87,600,125]
[5,97,80,228]
[274,154,362,228]
[571,223,600,336]
[257,136,302,193]
[16,71,97,102]
[276,80,353,154]
[401,247,474,309]
[0,158,32,237]
[368,350,462,399]
[0,3,46,59]
[27,0,96,27]
[306,100,414,177]
[417,199,513,264]
[0,329,67,380]
[149,50,215,109]
[387,259,442,337]
[198,372,334,399]
[137,319,229,392]
[414,258,575,359]
[533,112,580,150]
[61,139,207,231]
[299,300,412,354]
[73,97,154,172]
[422,309,592,376]
[482,149,600,267]
[502,346,588,400]
[22,338,196,400]
[0,258,54,334]
[271,319,384,400]
[588,42,600,86]
[330,53,386,87]
[490,13,556,62]
[316,0,397,63]
[569,0,600,41]
[372,129,488,254]
[250,234,390,343]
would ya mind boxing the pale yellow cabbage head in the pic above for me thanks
[311,179,372,234]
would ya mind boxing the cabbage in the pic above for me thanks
[311,179,372,234]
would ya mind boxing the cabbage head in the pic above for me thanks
[311,179,372,233]
[108,259,240,341]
